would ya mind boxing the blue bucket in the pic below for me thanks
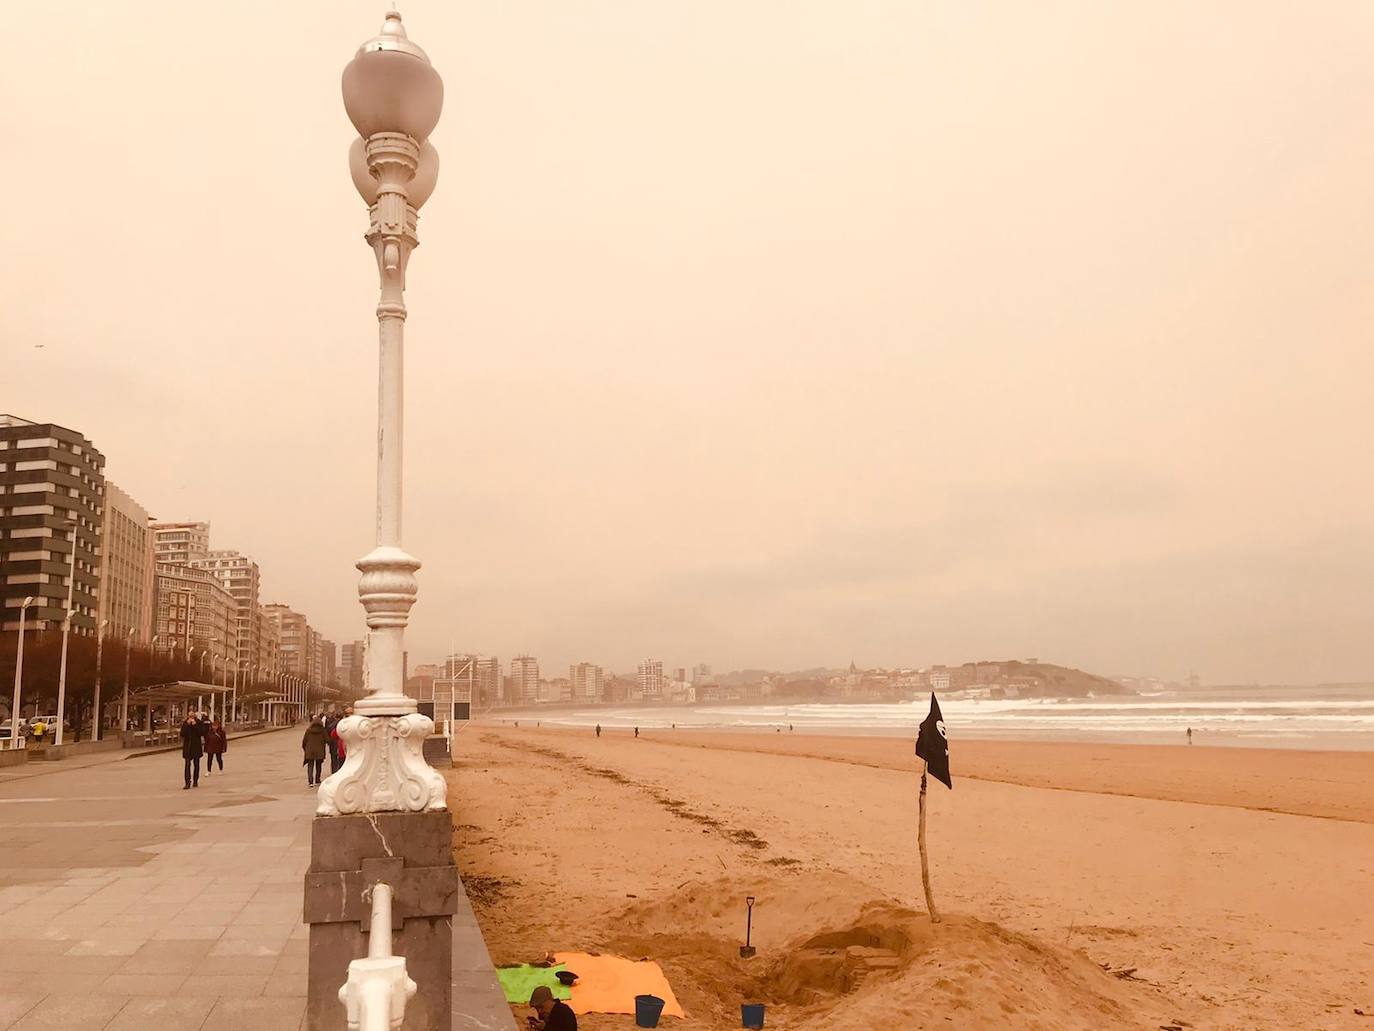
[635,994,666,1028]
[742,1003,766,1027]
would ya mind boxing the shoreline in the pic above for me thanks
[486,720,1374,830]
[473,722,1374,823]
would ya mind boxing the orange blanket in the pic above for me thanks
[552,952,686,1019]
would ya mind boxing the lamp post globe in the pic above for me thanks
[341,11,443,142]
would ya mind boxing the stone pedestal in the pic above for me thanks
[304,810,458,1031]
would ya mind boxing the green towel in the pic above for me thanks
[497,963,572,1004]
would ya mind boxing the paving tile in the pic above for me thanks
[208,936,286,958]
[65,938,146,957]
[117,940,214,975]
[151,925,224,942]
[9,995,130,1030]
[103,996,215,1031]
[191,955,277,977]
[204,996,305,1031]
[98,973,188,996]
[261,972,306,998]
[181,973,268,998]
[0,996,42,1031]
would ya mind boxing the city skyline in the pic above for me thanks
[6,2,1374,684]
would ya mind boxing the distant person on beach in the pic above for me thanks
[595,724,601,738]
[204,719,227,774]
[180,713,203,789]
[1187,727,1193,745]
[302,716,327,786]
[527,985,576,1030]
[634,727,639,739]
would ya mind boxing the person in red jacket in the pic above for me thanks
[204,719,228,774]
[328,713,348,773]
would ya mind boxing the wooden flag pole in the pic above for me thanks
[919,760,941,923]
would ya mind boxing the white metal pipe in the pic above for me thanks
[368,883,393,959]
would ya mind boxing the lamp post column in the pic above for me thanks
[55,522,79,747]
[93,619,109,741]
[9,598,32,749]
[319,9,446,819]
[305,15,454,1031]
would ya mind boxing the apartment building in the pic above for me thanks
[0,415,105,636]
[97,482,155,644]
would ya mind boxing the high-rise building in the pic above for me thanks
[570,662,605,701]
[192,550,262,680]
[510,655,539,705]
[151,520,210,566]
[264,604,311,678]
[97,482,155,645]
[257,604,280,679]
[637,659,664,700]
[0,415,105,636]
[692,663,712,682]
[153,562,237,661]
[442,654,500,708]
[339,639,367,694]
[318,637,337,687]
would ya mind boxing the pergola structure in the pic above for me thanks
[125,680,231,732]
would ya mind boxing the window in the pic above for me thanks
[11,504,55,516]
[6,550,52,562]
[12,482,54,495]
[10,527,52,539]
[14,459,56,472]
[15,437,58,449]
[5,573,49,585]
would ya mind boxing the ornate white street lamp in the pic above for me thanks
[319,9,446,817]
[93,618,109,740]
[8,597,33,749]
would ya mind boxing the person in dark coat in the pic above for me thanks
[302,717,327,786]
[180,714,204,789]
[204,719,228,773]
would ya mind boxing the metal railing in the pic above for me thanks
[338,883,416,1031]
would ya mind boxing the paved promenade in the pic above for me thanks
[0,729,317,1030]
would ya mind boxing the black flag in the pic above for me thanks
[915,693,952,788]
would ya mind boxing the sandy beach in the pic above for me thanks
[446,727,1374,1030]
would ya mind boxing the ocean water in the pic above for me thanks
[496,683,1374,750]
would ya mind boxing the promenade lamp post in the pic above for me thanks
[303,13,453,1030]
[54,520,79,746]
[145,634,160,732]
[92,618,109,740]
[8,597,33,749]
[319,7,446,816]
[121,627,135,733]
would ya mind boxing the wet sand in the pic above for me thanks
[447,726,1374,1029]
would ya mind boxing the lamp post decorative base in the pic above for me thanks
[317,714,447,816]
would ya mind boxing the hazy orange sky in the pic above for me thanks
[5,1,1373,683]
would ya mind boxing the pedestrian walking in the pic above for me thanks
[180,713,203,789]
[204,718,227,773]
[634,726,639,739]
[595,724,601,738]
[324,707,341,772]
[302,716,327,786]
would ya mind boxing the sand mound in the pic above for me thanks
[599,872,1168,1030]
